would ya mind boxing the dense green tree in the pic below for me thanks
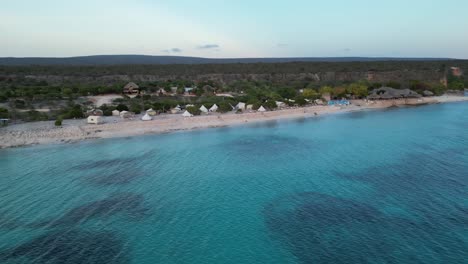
[0,107,9,118]
[302,88,320,99]
[115,104,129,111]
[264,100,277,110]
[186,106,201,115]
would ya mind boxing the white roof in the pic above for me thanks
[236,102,246,109]
[258,106,266,112]
[141,113,152,121]
[146,108,154,112]
[199,105,208,113]
[209,104,218,111]
[182,110,193,117]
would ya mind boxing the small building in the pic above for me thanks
[112,110,120,116]
[246,104,254,111]
[146,108,157,116]
[451,67,462,77]
[123,82,140,97]
[171,107,182,114]
[275,101,286,108]
[87,115,103,124]
[184,87,194,94]
[0,118,10,126]
[236,102,246,111]
[209,104,218,112]
[258,106,267,112]
[322,93,331,101]
[86,109,103,116]
[156,88,167,96]
[120,111,132,118]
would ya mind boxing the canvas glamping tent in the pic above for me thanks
[258,106,267,112]
[199,105,208,113]
[146,108,157,116]
[209,104,218,112]
[236,102,246,111]
[141,113,152,121]
[182,110,193,117]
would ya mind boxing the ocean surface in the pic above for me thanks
[0,102,467,264]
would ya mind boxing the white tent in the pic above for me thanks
[120,111,131,118]
[112,110,120,116]
[199,105,208,113]
[146,108,157,116]
[236,102,246,110]
[141,113,152,121]
[276,101,286,108]
[182,110,193,117]
[209,104,218,112]
[258,105,267,112]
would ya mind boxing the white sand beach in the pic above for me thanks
[1,95,467,149]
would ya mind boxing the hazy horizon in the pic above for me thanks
[2,0,468,59]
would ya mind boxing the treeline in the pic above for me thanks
[1,60,467,76]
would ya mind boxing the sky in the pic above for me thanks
[1,0,468,58]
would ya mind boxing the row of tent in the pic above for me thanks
[182,104,266,117]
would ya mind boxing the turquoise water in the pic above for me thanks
[0,102,467,264]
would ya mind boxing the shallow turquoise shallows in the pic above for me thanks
[1,102,467,264]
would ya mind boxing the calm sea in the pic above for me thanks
[0,102,467,264]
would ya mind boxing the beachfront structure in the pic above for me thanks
[112,110,120,116]
[146,108,157,116]
[258,106,267,112]
[87,115,103,124]
[275,101,286,108]
[199,105,208,113]
[209,104,218,112]
[86,109,103,116]
[171,107,182,114]
[123,82,140,97]
[120,111,132,118]
[182,110,193,117]
[236,102,246,111]
[0,118,9,126]
[141,113,152,121]
[367,87,421,100]
[322,92,331,101]
[184,87,194,94]
[246,104,254,111]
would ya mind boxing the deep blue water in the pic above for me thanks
[0,102,467,264]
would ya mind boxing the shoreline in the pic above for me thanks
[1,95,467,149]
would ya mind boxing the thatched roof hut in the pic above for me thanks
[368,87,421,100]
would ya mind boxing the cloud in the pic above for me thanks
[197,44,220,50]
[162,48,182,53]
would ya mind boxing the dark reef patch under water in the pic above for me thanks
[264,192,468,263]
[31,193,150,228]
[0,229,129,264]
[82,168,147,186]
[222,134,317,158]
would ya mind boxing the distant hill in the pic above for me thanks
[0,55,454,66]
